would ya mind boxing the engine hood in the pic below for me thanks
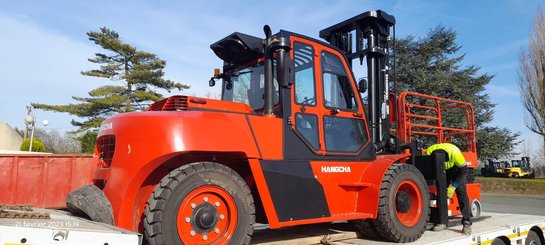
[147,95,254,114]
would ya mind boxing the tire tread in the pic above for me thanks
[143,162,255,245]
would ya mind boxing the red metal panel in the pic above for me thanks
[0,156,16,204]
[0,154,95,208]
[15,157,45,207]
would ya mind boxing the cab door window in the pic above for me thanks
[321,52,358,110]
[321,51,367,153]
[295,113,319,149]
[294,42,316,106]
[293,42,319,150]
[323,116,367,152]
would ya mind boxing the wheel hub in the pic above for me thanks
[177,186,238,244]
[396,191,411,213]
[192,203,218,233]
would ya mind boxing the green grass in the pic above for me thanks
[475,176,545,183]
[475,176,545,196]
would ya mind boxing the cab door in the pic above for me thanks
[259,35,373,224]
[317,48,369,156]
[287,36,370,158]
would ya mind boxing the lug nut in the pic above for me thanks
[185,217,190,223]
[215,202,220,207]
[215,228,220,234]
[191,203,196,208]
[203,235,208,241]
[190,230,195,236]
[204,197,209,202]
[220,214,225,220]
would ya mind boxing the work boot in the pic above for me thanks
[432,224,447,231]
[462,221,472,236]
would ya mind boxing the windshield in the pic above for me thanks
[221,62,279,110]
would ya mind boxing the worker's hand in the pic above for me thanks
[447,185,456,199]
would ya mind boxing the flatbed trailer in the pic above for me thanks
[0,208,141,245]
[252,212,545,245]
[1,210,542,244]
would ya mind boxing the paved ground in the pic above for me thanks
[481,193,545,215]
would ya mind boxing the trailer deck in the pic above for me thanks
[0,208,141,245]
[253,212,545,245]
[1,210,543,244]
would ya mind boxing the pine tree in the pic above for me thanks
[33,27,189,132]
[394,25,519,160]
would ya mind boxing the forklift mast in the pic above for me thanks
[320,10,396,151]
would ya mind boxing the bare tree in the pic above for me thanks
[33,129,81,153]
[518,7,545,154]
[535,138,545,166]
[204,91,221,100]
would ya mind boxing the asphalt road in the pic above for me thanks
[481,193,545,215]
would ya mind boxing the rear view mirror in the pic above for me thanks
[358,78,367,93]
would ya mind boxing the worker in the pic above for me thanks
[425,142,472,235]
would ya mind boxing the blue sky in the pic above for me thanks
[0,0,542,155]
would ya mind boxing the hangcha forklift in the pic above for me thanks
[69,10,482,244]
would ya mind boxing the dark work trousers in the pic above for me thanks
[446,167,471,224]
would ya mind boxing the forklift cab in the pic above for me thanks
[212,31,374,160]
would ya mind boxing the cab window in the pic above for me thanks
[294,42,316,106]
[321,51,358,110]
[222,63,279,110]
[324,116,367,152]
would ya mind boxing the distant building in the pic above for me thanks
[0,122,23,150]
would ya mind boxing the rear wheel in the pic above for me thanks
[144,162,255,245]
[355,163,429,243]
[512,172,520,178]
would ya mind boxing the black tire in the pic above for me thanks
[512,172,520,178]
[492,237,509,245]
[66,184,114,225]
[352,219,383,239]
[144,162,255,245]
[369,163,430,243]
[526,229,543,245]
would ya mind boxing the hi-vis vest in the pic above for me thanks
[425,143,466,170]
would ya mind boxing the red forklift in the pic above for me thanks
[67,10,480,244]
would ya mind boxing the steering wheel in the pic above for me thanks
[300,97,316,105]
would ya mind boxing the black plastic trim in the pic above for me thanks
[260,160,330,221]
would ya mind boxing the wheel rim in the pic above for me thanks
[471,199,481,218]
[395,180,423,227]
[177,185,238,244]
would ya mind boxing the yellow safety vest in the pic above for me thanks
[425,143,466,170]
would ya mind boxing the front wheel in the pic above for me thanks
[144,162,255,245]
[360,163,430,243]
